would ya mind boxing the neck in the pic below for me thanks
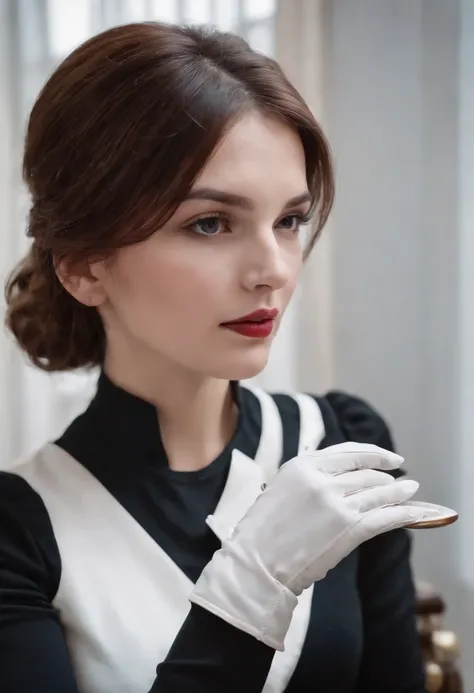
[103,345,237,472]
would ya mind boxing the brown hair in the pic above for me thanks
[5,21,334,372]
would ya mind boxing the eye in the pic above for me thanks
[276,213,311,233]
[186,214,230,236]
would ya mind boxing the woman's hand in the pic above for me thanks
[190,442,424,650]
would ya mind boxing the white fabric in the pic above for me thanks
[241,384,284,483]
[190,442,425,651]
[206,448,266,541]
[13,443,193,693]
[262,392,321,693]
[293,392,326,452]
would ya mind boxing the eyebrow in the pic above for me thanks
[184,187,312,211]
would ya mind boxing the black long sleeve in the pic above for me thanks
[152,605,274,692]
[327,391,426,692]
[0,472,81,693]
[354,529,427,692]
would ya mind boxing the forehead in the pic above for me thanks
[195,111,308,200]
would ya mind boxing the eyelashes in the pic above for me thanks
[186,213,230,236]
[277,212,313,232]
[184,211,313,237]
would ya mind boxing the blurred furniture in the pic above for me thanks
[415,581,462,693]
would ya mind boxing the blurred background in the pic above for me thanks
[0,0,473,687]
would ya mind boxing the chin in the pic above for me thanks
[209,347,270,381]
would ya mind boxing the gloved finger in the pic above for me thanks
[304,441,404,475]
[333,469,395,496]
[358,501,426,536]
[347,479,419,513]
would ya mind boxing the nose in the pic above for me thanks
[240,228,292,293]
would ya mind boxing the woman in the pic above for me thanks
[0,21,427,693]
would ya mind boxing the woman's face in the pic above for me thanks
[91,111,310,380]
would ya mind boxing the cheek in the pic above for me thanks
[104,244,222,318]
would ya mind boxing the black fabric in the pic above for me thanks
[271,393,301,463]
[154,604,274,693]
[0,473,61,623]
[0,374,426,692]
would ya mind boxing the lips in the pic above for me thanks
[220,308,279,339]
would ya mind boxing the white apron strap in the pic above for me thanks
[209,388,327,693]
[292,392,326,453]
[262,393,326,693]
[242,384,283,483]
[205,449,265,542]
[206,385,284,542]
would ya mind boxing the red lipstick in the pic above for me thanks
[221,308,279,339]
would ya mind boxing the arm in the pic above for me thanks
[354,529,426,692]
[0,472,81,693]
[0,472,274,693]
[152,606,273,692]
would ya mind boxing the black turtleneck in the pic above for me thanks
[0,374,426,693]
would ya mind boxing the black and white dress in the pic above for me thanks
[0,373,426,693]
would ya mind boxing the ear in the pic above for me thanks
[55,258,107,307]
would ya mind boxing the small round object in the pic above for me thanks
[403,501,458,529]
[432,629,461,661]
[425,661,443,693]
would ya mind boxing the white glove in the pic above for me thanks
[190,442,425,651]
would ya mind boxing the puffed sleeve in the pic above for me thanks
[326,390,403,476]
[326,391,426,692]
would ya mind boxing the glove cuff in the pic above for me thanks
[189,543,298,652]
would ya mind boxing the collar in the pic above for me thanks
[72,371,257,478]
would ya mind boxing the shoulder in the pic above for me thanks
[311,389,402,477]
[244,385,394,449]
[238,385,400,474]
[0,452,62,606]
[321,390,395,452]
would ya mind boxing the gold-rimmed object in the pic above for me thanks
[404,501,459,530]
